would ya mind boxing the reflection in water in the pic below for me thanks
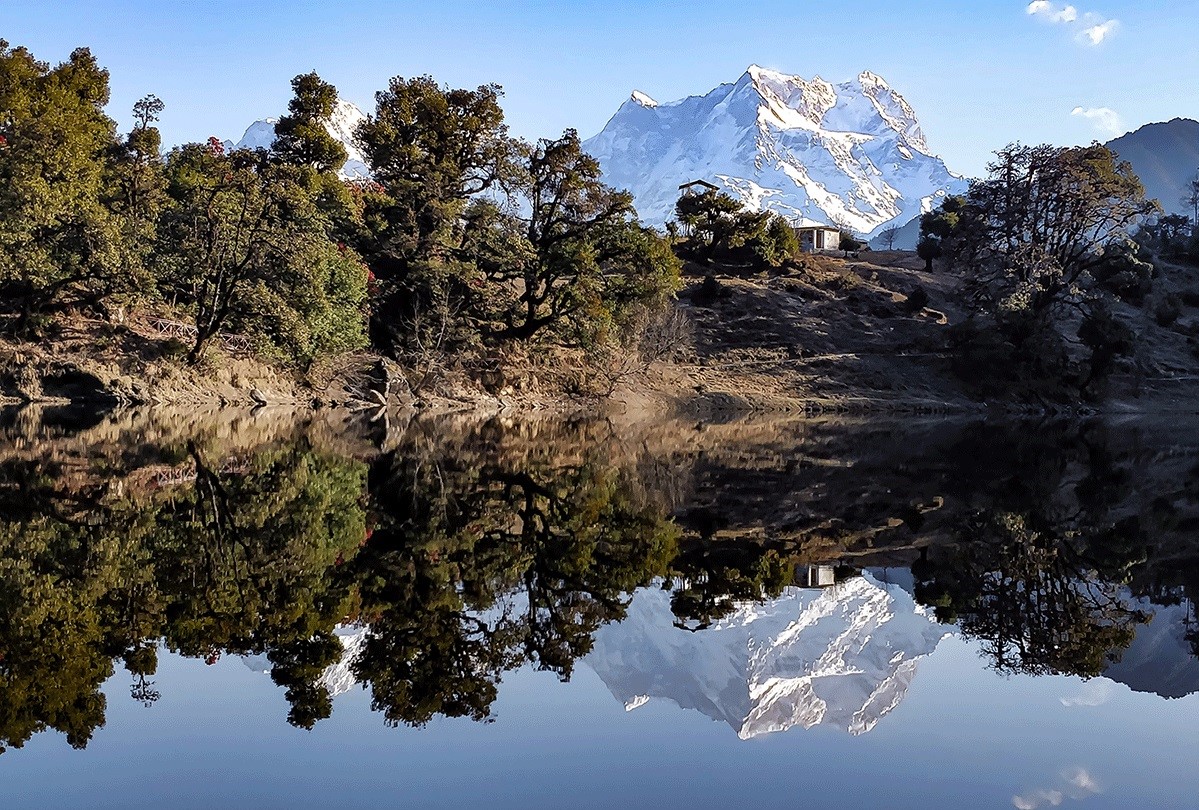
[0,408,1198,753]
[588,573,947,738]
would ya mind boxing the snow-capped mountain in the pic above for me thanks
[225,99,370,179]
[585,573,951,738]
[583,65,967,236]
[1103,596,1199,699]
[241,626,367,697]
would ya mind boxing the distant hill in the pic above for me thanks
[1107,118,1199,216]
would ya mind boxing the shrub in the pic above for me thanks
[904,285,930,313]
[1154,294,1182,327]
[691,275,725,305]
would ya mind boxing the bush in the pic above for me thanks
[904,285,930,313]
[160,337,190,360]
[1154,294,1182,327]
[690,275,726,305]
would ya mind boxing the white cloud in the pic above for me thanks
[1013,788,1064,809]
[1027,1,1079,23]
[1072,105,1123,136]
[1026,2,1119,46]
[1064,767,1101,794]
[1013,767,1102,809]
[1060,680,1114,707]
[1081,19,1119,44]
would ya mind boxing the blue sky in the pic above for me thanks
[1,0,1195,176]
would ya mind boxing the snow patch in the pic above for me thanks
[630,90,658,108]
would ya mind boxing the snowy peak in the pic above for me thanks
[229,99,370,179]
[586,574,950,739]
[233,118,279,152]
[583,66,964,234]
[744,64,838,131]
[630,90,658,108]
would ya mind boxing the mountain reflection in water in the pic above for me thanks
[1,407,1198,755]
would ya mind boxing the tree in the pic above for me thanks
[462,130,680,344]
[917,194,965,270]
[939,144,1156,317]
[353,76,520,352]
[106,94,168,309]
[675,189,743,252]
[830,216,862,257]
[916,235,941,271]
[355,76,516,270]
[1183,172,1199,225]
[879,226,900,250]
[0,43,132,324]
[673,188,796,269]
[929,144,1157,396]
[273,72,347,175]
[750,214,799,267]
[155,143,368,362]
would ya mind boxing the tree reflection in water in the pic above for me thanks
[0,410,1196,752]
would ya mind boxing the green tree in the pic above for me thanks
[930,145,1157,397]
[273,72,347,175]
[673,188,771,263]
[916,195,965,271]
[0,43,133,324]
[155,142,368,363]
[105,94,167,312]
[939,144,1155,318]
[462,130,680,344]
[353,76,519,353]
[271,71,360,236]
[749,214,800,267]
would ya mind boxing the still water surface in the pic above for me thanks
[0,408,1196,808]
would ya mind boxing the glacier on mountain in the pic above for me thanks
[583,65,967,237]
[226,98,370,179]
[585,573,951,738]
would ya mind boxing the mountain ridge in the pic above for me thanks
[583,65,967,236]
[1107,117,1199,217]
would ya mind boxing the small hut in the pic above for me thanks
[678,179,720,196]
[792,221,842,253]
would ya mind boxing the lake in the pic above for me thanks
[0,406,1196,808]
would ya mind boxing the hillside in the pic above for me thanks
[1108,118,1199,215]
[629,247,1199,415]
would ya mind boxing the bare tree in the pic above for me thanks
[1183,173,1199,225]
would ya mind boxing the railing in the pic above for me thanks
[156,458,252,487]
[145,318,253,353]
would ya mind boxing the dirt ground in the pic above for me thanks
[626,248,1199,416]
[627,251,975,415]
